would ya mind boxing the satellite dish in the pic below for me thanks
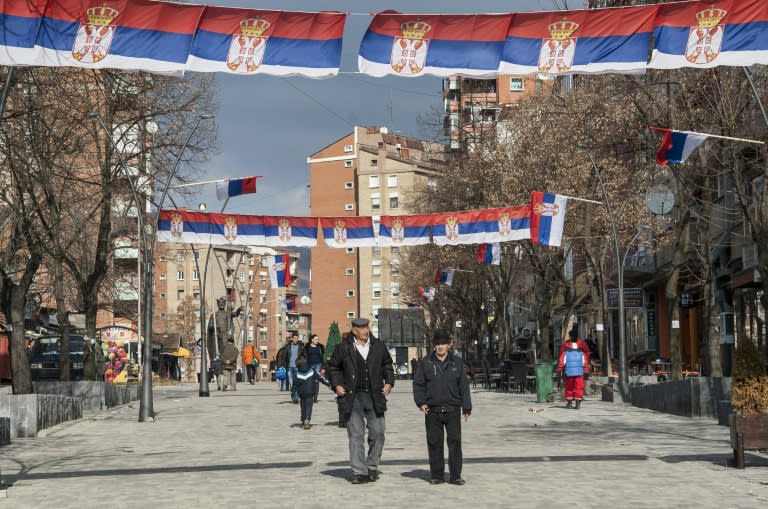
[300,295,311,305]
[645,185,675,216]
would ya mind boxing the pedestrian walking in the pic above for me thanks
[412,329,472,486]
[294,358,331,429]
[326,317,395,484]
[286,332,306,403]
[220,337,239,391]
[242,339,260,384]
[556,330,591,409]
[305,333,325,402]
[275,339,291,391]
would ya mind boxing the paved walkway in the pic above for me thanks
[1,381,767,508]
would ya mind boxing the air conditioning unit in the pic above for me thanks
[395,143,402,150]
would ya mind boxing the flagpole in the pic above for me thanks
[559,195,603,205]
[649,126,764,145]
[172,176,262,189]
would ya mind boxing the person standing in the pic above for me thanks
[219,337,239,391]
[287,332,306,403]
[326,318,395,484]
[294,358,331,429]
[305,333,325,402]
[242,339,260,384]
[556,330,591,409]
[412,329,472,486]
[275,339,291,391]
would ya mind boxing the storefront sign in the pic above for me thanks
[607,288,644,308]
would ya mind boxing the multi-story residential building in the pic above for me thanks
[308,126,449,348]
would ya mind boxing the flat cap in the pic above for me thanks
[351,318,370,327]
[432,329,452,344]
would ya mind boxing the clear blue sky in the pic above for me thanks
[182,1,581,215]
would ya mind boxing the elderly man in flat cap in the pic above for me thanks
[413,329,472,486]
[326,317,395,484]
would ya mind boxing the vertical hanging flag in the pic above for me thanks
[418,286,436,303]
[530,192,568,247]
[435,268,455,286]
[477,243,501,265]
[652,127,710,165]
[216,176,260,200]
[188,8,346,77]
[269,253,292,288]
[282,295,297,311]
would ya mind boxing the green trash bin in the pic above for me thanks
[535,361,554,403]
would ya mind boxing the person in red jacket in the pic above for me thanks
[556,330,590,409]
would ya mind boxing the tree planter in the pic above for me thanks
[729,413,768,468]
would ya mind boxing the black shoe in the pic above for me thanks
[575,400,581,410]
[448,478,466,486]
[429,478,445,485]
[565,400,572,409]
[351,475,371,484]
[368,469,379,481]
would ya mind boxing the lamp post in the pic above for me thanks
[87,112,213,420]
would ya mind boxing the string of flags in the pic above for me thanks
[158,193,568,249]
[2,1,767,78]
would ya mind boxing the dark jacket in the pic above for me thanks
[220,343,239,370]
[413,351,472,414]
[275,344,290,368]
[326,332,395,416]
[294,364,330,398]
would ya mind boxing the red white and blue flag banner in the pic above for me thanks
[476,206,531,243]
[500,4,657,75]
[35,0,203,74]
[268,253,292,288]
[263,216,318,247]
[477,243,501,265]
[358,12,512,78]
[319,216,376,248]
[530,192,567,247]
[378,214,432,247]
[435,268,455,286]
[418,285,436,303]
[282,295,297,311]
[187,8,345,77]
[652,127,710,165]
[157,210,213,244]
[216,176,260,200]
[650,0,768,69]
[0,0,46,64]
[207,213,266,246]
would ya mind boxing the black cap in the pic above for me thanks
[351,318,369,327]
[227,337,234,342]
[568,330,577,339]
[432,329,451,344]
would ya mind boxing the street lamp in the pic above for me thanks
[87,112,213,420]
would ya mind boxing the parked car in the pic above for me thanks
[28,335,86,380]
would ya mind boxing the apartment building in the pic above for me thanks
[308,126,449,341]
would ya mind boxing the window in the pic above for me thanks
[510,77,524,91]
[344,144,353,153]
[160,312,166,319]
[372,259,382,277]
[192,270,199,281]
[389,194,399,209]
[176,253,185,262]
[194,252,200,261]
[193,291,200,300]
[346,247,355,254]
[344,160,353,168]
[346,290,356,297]
[159,293,166,299]
[387,175,398,187]
[372,283,381,299]
[344,181,354,190]
[177,271,184,281]
[390,282,400,297]
[159,274,167,280]
[372,245,381,256]
[346,311,356,319]
[178,290,185,300]
[427,176,437,190]
[371,192,381,210]
[345,203,355,211]
[371,159,378,166]
[159,256,166,262]
[369,175,380,188]
[391,246,400,254]
[346,268,355,276]
[239,272,245,282]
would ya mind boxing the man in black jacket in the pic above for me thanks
[326,317,395,484]
[413,329,472,486]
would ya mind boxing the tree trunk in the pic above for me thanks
[704,276,723,377]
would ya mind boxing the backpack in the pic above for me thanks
[276,366,287,380]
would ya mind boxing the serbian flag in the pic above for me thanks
[269,253,292,288]
[500,4,658,75]
[475,206,531,243]
[36,0,204,74]
[264,216,318,247]
[650,0,768,69]
[188,8,345,77]
[0,0,46,65]
[431,210,488,246]
[282,295,297,311]
[418,286,436,303]
[157,209,213,244]
[530,192,567,247]
[477,243,501,265]
[652,127,710,165]
[319,217,376,248]
[378,214,432,247]
[207,213,266,246]
[358,11,512,78]
[435,268,455,286]
[216,176,260,200]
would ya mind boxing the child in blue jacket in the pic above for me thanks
[294,359,331,429]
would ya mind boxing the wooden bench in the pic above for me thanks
[730,413,768,468]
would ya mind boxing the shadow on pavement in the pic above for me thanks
[400,469,431,481]
[319,467,350,480]
[659,453,768,467]
[327,454,647,467]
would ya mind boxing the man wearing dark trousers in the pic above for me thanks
[413,329,472,486]
[326,317,395,485]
